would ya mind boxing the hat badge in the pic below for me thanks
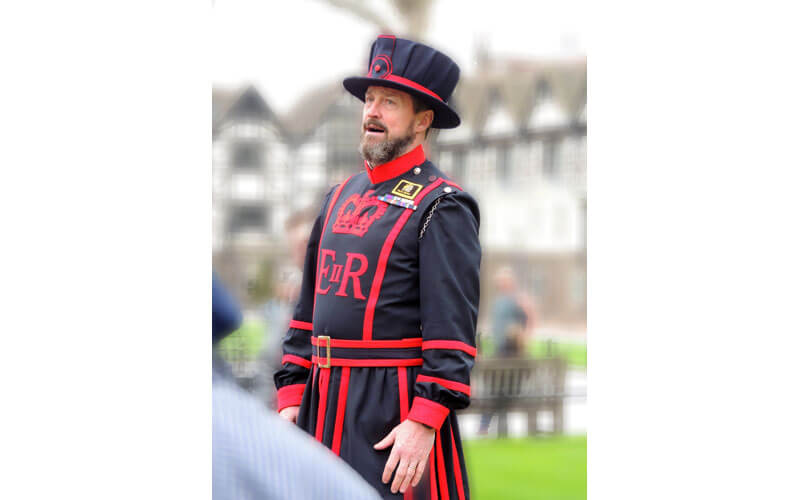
[368,55,392,79]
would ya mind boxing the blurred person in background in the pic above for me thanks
[274,36,480,499]
[477,265,536,435]
[213,272,381,500]
[489,266,535,357]
[254,209,316,409]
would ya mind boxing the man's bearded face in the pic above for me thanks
[358,86,417,167]
[359,118,415,166]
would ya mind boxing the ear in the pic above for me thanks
[415,109,433,134]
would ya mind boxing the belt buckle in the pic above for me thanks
[317,335,331,368]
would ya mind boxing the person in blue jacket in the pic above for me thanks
[274,36,481,499]
[213,272,380,499]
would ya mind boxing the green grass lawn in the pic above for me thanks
[216,320,265,361]
[463,436,586,500]
[527,340,587,369]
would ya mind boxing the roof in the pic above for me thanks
[212,56,586,144]
[448,56,587,135]
[212,85,285,139]
[279,77,356,145]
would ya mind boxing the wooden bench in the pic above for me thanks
[464,357,568,436]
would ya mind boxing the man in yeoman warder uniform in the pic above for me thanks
[274,35,480,499]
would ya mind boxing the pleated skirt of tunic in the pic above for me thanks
[297,365,470,500]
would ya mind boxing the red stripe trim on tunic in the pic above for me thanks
[398,367,409,420]
[311,356,423,368]
[311,336,422,348]
[436,432,449,500]
[288,319,313,331]
[315,368,330,443]
[421,340,477,357]
[363,178,446,340]
[398,367,413,500]
[417,374,472,396]
[312,176,353,318]
[276,384,305,412]
[397,366,414,500]
[362,210,414,340]
[282,354,312,369]
[331,367,350,456]
[450,426,466,500]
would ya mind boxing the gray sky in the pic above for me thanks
[213,0,587,114]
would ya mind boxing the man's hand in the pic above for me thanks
[374,419,435,494]
[278,405,300,424]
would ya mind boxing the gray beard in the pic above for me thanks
[359,125,415,167]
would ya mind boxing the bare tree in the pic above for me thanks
[317,0,435,40]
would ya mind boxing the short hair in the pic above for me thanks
[411,95,433,138]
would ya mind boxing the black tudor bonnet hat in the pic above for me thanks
[343,35,461,129]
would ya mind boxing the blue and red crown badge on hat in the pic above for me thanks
[343,35,461,129]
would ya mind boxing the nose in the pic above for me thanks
[364,98,380,119]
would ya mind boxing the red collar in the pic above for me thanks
[364,144,426,184]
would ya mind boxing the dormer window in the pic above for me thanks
[232,141,263,170]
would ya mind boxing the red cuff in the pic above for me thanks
[407,397,450,430]
[276,384,305,412]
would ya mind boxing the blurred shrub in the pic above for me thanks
[247,258,276,304]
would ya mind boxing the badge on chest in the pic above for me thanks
[391,179,423,200]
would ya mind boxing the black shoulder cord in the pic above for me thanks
[418,196,443,240]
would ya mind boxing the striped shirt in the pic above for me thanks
[213,356,381,500]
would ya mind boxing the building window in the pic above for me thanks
[231,174,264,201]
[229,204,268,233]
[231,142,263,170]
[542,138,561,181]
[535,79,551,104]
[497,145,510,186]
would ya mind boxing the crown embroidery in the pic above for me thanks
[332,190,388,237]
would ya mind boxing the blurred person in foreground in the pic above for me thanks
[477,266,536,434]
[274,36,481,499]
[213,273,380,500]
[255,209,316,409]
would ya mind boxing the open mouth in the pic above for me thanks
[364,122,386,135]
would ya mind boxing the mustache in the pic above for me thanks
[363,119,387,131]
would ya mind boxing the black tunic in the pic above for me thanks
[275,145,481,499]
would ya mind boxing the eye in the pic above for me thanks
[386,98,395,105]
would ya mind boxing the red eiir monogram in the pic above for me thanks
[316,249,369,300]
